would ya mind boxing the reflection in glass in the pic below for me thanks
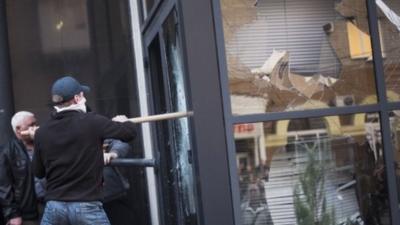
[391,110,400,203]
[375,0,400,102]
[220,0,378,114]
[235,114,390,225]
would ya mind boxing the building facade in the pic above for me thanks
[0,0,400,225]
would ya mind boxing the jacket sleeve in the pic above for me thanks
[93,114,137,142]
[0,147,22,221]
[32,138,46,179]
[109,140,131,158]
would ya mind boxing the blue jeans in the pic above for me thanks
[40,201,111,225]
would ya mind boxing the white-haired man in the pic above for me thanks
[0,111,41,225]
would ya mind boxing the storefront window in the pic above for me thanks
[221,0,378,115]
[235,113,390,224]
[375,0,400,102]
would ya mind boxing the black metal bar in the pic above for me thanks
[231,104,381,124]
[107,158,156,167]
[0,0,14,145]
[367,0,400,224]
[143,0,175,47]
[210,0,242,224]
[179,0,235,224]
[389,102,400,111]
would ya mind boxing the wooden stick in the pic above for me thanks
[129,111,194,123]
[21,112,194,136]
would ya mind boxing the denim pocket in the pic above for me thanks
[80,202,102,212]
[40,202,59,225]
[78,202,110,225]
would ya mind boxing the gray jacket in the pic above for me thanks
[103,139,131,202]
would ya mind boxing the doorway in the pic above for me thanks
[6,0,150,224]
[145,8,198,225]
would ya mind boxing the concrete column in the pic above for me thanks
[0,0,14,145]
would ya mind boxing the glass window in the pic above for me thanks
[162,10,198,223]
[235,113,390,225]
[391,110,400,203]
[146,9,198,225]
[375,0,400,102]
[221,0,378,115]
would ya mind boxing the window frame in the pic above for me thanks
[211,0,400,224]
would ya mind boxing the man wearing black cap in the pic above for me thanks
[32,76,136,225]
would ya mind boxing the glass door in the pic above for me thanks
[145,8,198,225]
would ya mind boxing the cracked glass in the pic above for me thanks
[235,113,390,225]
[375,0,400,102]
[162,10,198,224]
[220,0,378,115]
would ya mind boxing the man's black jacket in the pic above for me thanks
[33,110,136,202]
[0,138,38,222]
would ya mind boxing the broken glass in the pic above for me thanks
[220,0,379,114]
[162,10,198,224]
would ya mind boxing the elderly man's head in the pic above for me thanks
[11,111,37,143]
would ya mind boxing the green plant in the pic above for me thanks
[293,149,335,225]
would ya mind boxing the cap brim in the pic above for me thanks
[81,85,90,93]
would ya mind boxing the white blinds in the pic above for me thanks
[225,0,341,77]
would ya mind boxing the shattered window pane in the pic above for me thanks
[220,0,379,114]
[235,113,390,225]
[162,10,198,223]
[375,0,400,102]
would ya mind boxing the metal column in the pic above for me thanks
[0,0,14,145]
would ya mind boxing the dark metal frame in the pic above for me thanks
[210,0,243,223]
[178,0,235,224]
[367,2,400,224]
[142,1,238,225]
[0,0,15,145]
[141,1,207,225]
[210,0,400,224]
[107,158,157,167]
[144,32,169,225]
[140,0,166,34]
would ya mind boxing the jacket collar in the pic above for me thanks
[51,110,82,120]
